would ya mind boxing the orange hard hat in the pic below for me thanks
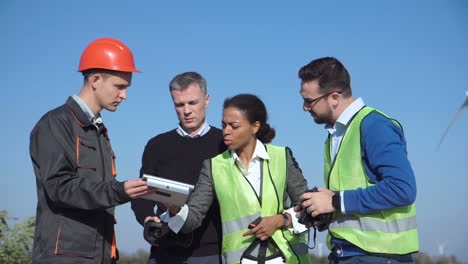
[78,38,141,72]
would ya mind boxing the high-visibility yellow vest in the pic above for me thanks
[324,106,419,254]
[212,145,311,264]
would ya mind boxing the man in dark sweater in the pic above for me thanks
[131,72,226,264]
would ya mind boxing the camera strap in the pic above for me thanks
[306,226,318,249]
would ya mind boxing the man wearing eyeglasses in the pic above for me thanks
[296,57,419,263]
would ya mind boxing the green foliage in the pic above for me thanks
[0,211,35,264]
[118,249,150,264]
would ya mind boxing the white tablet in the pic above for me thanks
[141,174,195,207]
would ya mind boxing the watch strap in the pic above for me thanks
[332,191,341,211]
[280,213,290,229]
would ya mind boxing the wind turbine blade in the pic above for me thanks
[463,95,468,108]
[437,101,468,150]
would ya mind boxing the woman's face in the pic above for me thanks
[222,107,259,151]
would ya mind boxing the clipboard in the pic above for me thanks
[141,174,194,207]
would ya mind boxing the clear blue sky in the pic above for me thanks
[2,0,468,261]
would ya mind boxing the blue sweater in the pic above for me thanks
[331,112,417,258]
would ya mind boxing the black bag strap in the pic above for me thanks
[241,238,262,260]
[258,240,268,264]
[241,238,285,264]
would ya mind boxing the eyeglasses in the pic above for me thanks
[303,91,342,107]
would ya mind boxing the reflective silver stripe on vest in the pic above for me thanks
[222,212,261,235]
[291,242,308,255]
[330,215,417,233]
[224,246,248,264]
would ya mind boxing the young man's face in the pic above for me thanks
[171,82,210,136]
[94,71,132,112]
[300,79,333,124]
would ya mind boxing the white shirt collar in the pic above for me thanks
[326,97,365,134]
[176,122,211,138]
[231,139,270,165]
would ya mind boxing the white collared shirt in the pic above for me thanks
[231,139,270,196]
[176,122,211,138]
[325,98,365,161]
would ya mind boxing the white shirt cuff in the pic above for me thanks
[340,190,345,214]
[160,204,189,234]
[285,207,308,234]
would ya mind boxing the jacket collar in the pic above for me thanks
[65,96,94,128]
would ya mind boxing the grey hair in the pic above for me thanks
[169,72,207,94]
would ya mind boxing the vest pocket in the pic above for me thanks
[55,213,97,258]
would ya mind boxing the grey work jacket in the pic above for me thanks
[30,97,130,264]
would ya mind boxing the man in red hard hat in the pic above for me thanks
[30,38,154,264]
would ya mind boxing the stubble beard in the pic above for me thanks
[311,110,333,125]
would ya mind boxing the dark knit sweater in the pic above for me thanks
[131,127,226,258]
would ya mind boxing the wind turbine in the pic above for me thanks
[436,241,447,256]
[437,91,468,150]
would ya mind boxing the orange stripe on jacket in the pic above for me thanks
[111,217,118,259]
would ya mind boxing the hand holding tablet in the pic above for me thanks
[141,174,195,207]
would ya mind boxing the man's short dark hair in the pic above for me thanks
[82,68,117,82]
[298,57,352,97]
[169,72,207,94]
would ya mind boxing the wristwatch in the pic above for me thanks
[280,213,290,229]
[332,191,341,211]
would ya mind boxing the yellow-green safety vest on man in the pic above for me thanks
[324,106,419,254]
[212,145,311,264]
